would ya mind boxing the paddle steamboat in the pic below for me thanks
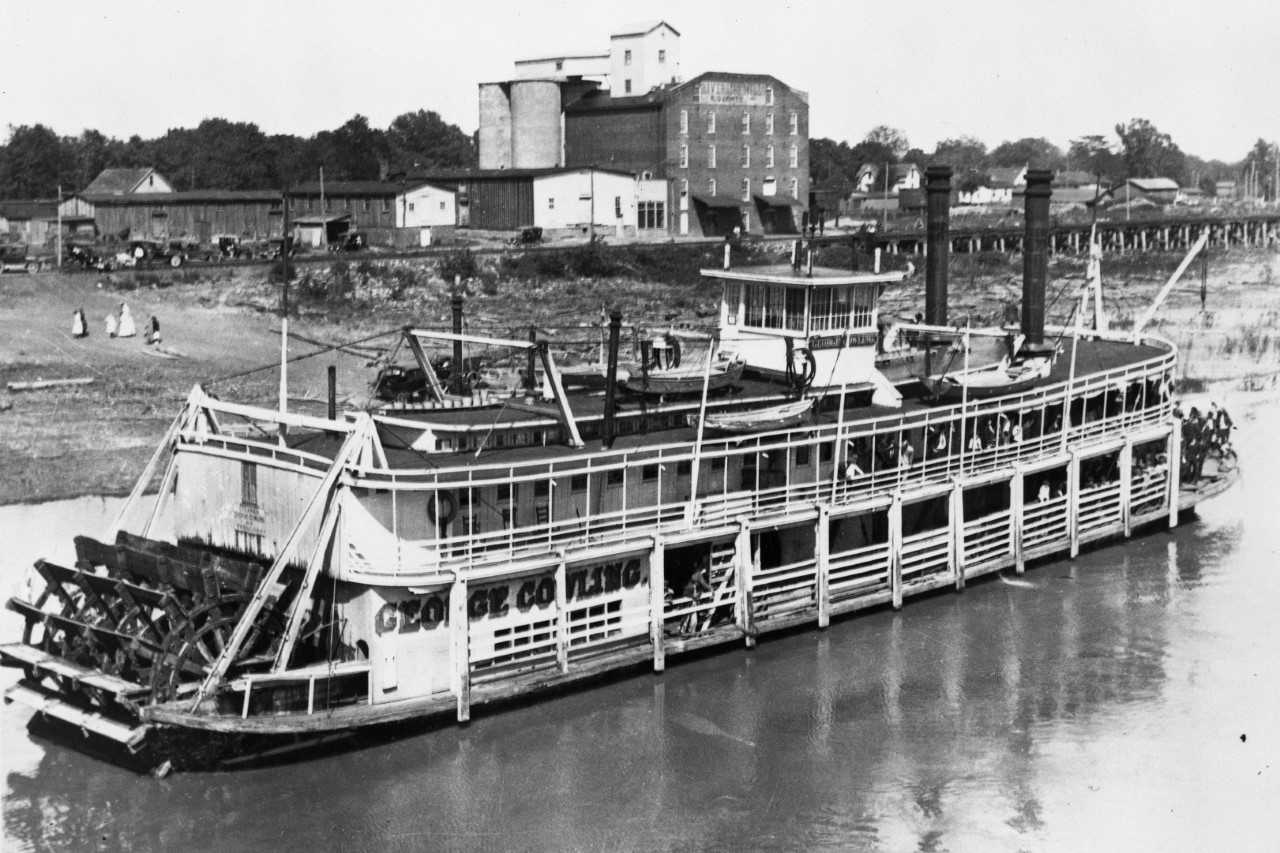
[2,169,1237,768]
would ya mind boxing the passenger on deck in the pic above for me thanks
[1038,481,1051,502]
[899,440,915,467]
[967,432,984,453]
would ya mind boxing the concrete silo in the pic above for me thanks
[509,80,563,169]
[478,83,514,170]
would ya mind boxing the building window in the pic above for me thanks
[548,197,555,209]
[642,464,659,481]
[707,113,716,134]
[765,113,774,135]
[790,177,799,198]
[659,49,666,63]
[789,112,798,135]
[741,144,750,168]
[741,178,751,202]
[570,474,587,492]
[707,145,715,169]
[741,112,750,134]
[624,49,632,65]
[766,145,775,168]
[679,178,689,211]
[614,196,622,218]
[639,200,665,229]
[240,461,258,507]
[679,109,688,135]
[708,178,717,196]
[679,144,688,168]
[555,59,564,71]
[363,198,370,211]
[408,202,415,212]
[789,145,799,168]
[382,197,391,212]
[766,86,774,106]
[624,79,632,94]
[762,176,776,195]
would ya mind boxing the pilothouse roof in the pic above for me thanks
[701,264,907,288]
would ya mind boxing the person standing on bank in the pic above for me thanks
[117,302,137,338]
[71,307,88,338]
[145,315,161,346]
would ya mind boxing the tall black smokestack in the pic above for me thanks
[924,165,953,327]
[1022,169,1053,352]
[602,310,622,449]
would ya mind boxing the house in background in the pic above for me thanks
[855,163,921,195]
[1100,177,1181,207]
[83,168,174,196]
[0,200,58,245]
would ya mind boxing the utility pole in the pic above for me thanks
[589,167,596,242]
[881,162,889,230]
[319,166,325,215]
[56,185,63,269]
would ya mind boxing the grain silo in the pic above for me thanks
[509,80,563,169]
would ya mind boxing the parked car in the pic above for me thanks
[0,242,53,273]
[331,231,368,253]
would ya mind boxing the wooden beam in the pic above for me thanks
[451,575,470,722]
[408,329,535,351]
[1011,466,1025,575]
[734,522,755,647]
[1167,418,1182,529]
[815,507,830,629]
[951,480,966,591]
[536,345,585,449]
[650,537,666,672]
[889,492,903,609]
[271,501,342,671]
[1119,439,1133,538]
[403,328,446,403]
[1067,450,1081,558]
[107,390,195,540]
[555,553,569,673]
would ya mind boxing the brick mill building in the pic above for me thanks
[478,22,810,237]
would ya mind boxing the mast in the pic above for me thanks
[278,186,290,439]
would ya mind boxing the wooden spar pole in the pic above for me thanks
[272,501,342,671]
[830,378,848,501]
[957,329,970,476]
[1059,323,1079,453]
[278,188,290,443]
[684,334,719,525]
[107,387,199,540]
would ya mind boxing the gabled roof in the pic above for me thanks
[79,190,283,204]
[83,168,161,195]
[987,166,1026,188]
[1053,169,1096,187]
[611,20,681,38]
[669,71,806,103]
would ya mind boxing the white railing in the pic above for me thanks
[901,528,951,583]
[828,542,891,600]
[964,509,1012,567]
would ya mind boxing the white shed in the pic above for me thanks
[532,168,639,235]
[396,182,457,228]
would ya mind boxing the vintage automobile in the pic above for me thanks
[0,242,53,274]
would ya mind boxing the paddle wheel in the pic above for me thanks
[4,531,292,750]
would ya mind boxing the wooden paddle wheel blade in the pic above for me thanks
[4,682,149,749]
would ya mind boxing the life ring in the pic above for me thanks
[786,346,818,389]
[664,334,682,369]
[427,490,458,527]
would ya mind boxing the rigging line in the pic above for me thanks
[473,398,513,459]
[205,327,403,385]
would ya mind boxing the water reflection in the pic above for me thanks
[2,403,1274,852]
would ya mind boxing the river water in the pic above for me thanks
[3,400,1278,853]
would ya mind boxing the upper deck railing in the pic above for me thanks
[335,340,1176,576]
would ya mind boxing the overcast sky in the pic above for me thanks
[2,0,1276,162]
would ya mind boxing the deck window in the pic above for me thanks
[743,283,804,331]
[810,285,850,332]
[607,469,625,486]
[852,284,875,329]
[570,474,588,492]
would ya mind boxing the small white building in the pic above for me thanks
[609,20,681,95]
[396,182,457,228]
[532,168,650,236]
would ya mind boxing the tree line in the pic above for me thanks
[0,111,476,199]
[811,119,1278,199]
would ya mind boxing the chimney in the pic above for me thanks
[602,310,622,448]
[1021,169,1053,352]
[450,293,465,393]
[924,165,952,327]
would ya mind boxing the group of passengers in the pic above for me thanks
[1175,401,1236,482]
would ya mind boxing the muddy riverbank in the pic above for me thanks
[0,246,1275,505]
